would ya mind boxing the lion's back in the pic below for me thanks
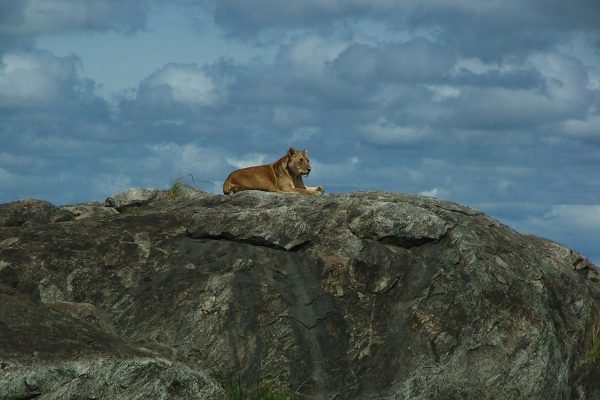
[223,164,278,194]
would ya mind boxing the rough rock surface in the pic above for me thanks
[105,188,159,211]
[1,189,599,399]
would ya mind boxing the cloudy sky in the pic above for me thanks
[1,0,599,263]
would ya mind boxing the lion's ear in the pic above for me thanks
[303,149,308,156]
[288,147,296,156]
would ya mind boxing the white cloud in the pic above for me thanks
[225,153,267,169]
[559,116,600,138]
[528,52,591,111]
[0,50,78,107]
[428,85,461,102]
[361,120,430,144]
[277,34,347,73]
[419,187,450,199]
[545,205,600,231]
[2,0,148,36]
[142,64,216,105]
[451,57,523,76]
[94,173,133,199]
[453,58,497,75]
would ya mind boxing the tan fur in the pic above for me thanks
[223,148,324,196]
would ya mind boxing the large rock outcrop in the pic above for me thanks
[0,189,599,399]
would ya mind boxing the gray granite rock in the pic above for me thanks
[105,188,159,211]
[1,190,599,399]
[0,199,74,227]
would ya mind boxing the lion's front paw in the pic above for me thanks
[316,185,325,195]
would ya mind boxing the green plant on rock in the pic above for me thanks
[120,205,141,214]
[168,175,207,199]
[223,378,299,400]
[168,178,187,199]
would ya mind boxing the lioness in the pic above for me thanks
[223,148,324,195]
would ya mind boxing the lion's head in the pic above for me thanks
[287,147,312,176]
